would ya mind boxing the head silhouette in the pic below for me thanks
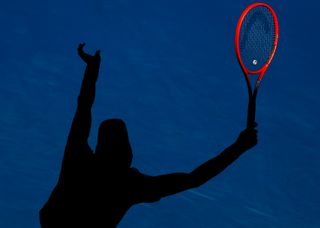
[95,119,133,170]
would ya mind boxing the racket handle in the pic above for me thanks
[246,91,257,129]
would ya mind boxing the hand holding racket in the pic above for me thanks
[235,3,279,129]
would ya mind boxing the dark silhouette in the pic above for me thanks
[40,43,257,228]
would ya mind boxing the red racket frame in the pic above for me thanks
[235,2,279,128]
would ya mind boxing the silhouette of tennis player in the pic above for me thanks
[40,43,257,228]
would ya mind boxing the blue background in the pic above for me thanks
[0,0,319,227]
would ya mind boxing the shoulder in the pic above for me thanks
[128,168,162,203]
[65,142,93,159]
[129,168,154,180]
[61,143,94,175]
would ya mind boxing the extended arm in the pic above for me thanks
[143,128,257,201]
[64,43,101,160]
[188,128,257,187]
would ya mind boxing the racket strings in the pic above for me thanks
[239,6,276,71]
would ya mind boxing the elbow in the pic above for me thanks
[77,95,93,108]
[187,172,205,189]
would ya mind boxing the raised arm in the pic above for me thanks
[64,43,101,159]
[188,127,257,187]
[141,128,257,201]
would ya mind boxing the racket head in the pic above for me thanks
[235,3,279,78]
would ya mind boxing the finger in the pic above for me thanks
[95,50,101,56]
[241,128,257,139]
[249,129,258,138]
[78,43,86,51]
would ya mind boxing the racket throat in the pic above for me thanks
[247,96,256,129]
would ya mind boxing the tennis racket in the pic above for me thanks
[235,2,279,129]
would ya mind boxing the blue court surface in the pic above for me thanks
[0,0,319,227]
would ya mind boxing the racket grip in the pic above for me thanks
[246,94,257,129]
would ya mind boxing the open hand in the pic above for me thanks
[78,43,101,64]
